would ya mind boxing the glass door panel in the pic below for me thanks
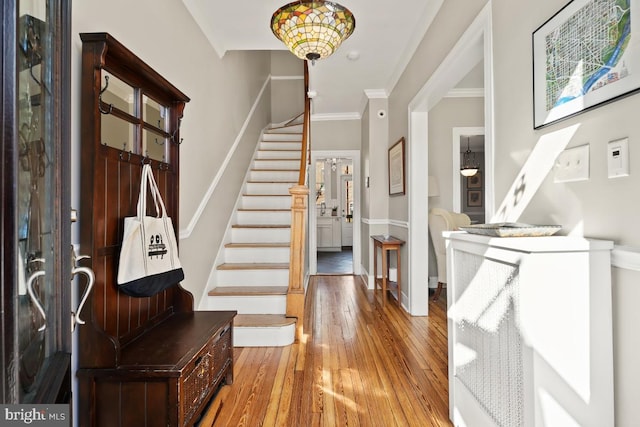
[16,0,64,403]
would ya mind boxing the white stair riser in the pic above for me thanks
[236,210,291,225]
[256,150,301,160]
[259,141,301,151]
[224,246,290,263]
[245,182,294,195]
[240,196,290,209]
[253,159,300,170]
[262,133,301,142]
[231,227,290,243]
[202,294,287,314]
[234,324,295,347]
[216,269,289,285]
[249,170,299,181]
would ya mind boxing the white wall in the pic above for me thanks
[383,0,640,424]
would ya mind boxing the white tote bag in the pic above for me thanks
[117,164,184,297]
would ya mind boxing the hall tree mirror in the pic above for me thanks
[1,0,72,403]
[98,68,172,163]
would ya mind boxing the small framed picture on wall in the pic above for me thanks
[467,190,483,207]
[467,172,482,188]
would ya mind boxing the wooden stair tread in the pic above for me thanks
[232,224,290,229]
[208,286,288,296]
[216,263,289,270]
[225,242,289,248]
[234,314,296,328]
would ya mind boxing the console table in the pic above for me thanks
[371,235,405,306]
[445,231,614,427]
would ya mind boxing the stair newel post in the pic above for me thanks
[287,185,309,341]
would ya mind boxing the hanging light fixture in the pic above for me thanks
[271,1,356,64]
[460,136,479,177]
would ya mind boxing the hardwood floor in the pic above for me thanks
[205,275,452,427]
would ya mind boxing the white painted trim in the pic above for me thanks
[612,246,640,271]
[309,150,361,276]
[311,112,361,121]
[389,220,409,229]
[452,127,485,213]
[362,218,408,228]
[364,89,388,99]
[445,88,484,98]
[179,75,271,240]
[408,3,494,319]
[271,75,304,81]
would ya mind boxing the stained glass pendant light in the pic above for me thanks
[271,1,356,64]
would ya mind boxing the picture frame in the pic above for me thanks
[388,137,405,195]
[467,190,483,207]
[467,171,482,188]
[532,0,640,129]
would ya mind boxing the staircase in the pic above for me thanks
[202,117,304,347]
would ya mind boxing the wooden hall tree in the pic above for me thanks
[76,33,235,426]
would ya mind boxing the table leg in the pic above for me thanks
[396,247,401,307]
[373,243,378,297]
[382,248,388,305]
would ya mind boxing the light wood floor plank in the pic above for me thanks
[207,275,452,426]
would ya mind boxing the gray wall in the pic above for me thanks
[270,51,304,124]
[311,119,361,151]
[382,0,640,424]
[71,0,272,306]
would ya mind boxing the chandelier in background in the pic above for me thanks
[271,1,356,64]
[460,137,479,177]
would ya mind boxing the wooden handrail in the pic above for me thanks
[298,61,310,185]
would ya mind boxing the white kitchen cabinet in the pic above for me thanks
[317,216,341,251]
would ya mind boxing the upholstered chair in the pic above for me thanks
[428,208,471,301]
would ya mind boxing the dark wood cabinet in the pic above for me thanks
[1,0,72,404]
[76,33,235,426]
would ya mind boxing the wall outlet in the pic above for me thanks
[554,144,590,183]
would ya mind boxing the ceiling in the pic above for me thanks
[181,0,442,119]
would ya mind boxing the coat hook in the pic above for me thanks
[170,117,184,145]
[98,74,113,115]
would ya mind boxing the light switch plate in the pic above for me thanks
[554,144,590,183]
[608,138,629,178]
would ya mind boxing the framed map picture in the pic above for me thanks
[533,0,640,129]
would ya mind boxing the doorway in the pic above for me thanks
[453,129,486,224]
[309,150,361,275]
[408,4,494,316]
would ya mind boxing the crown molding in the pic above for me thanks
[364,89,388,99]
